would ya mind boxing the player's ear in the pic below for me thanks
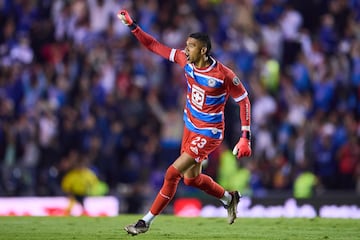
[201,46,207,55]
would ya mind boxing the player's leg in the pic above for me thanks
[76,195,88,216]
[181,131,241,224]
[181,133,226,201]
[124,152,196,235]
[183,162,240,224]
[149,153,197,216]
[183,162,225,199]
[65,196,76,216]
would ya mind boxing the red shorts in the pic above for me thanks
[181,127,222,163]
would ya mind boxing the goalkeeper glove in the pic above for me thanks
[232,131,252,159]
[117,10,137,30]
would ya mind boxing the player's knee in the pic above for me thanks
[164,165,182,183]
[184,175,201,187]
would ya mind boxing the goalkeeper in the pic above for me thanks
[118,10,252,236]
[61,153,108,215]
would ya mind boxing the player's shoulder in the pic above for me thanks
[213,58,236,80]
[215,59,234,73]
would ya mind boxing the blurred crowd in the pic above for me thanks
[0,0,359,204]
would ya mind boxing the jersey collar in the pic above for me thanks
[192,56,217,73]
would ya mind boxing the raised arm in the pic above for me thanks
[118,10,186,66]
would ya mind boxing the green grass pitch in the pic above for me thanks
[0,215,359,240]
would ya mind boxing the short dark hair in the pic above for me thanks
[189,32,212,56]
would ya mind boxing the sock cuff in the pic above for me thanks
[163,165,182,183]
[166,165,182,179]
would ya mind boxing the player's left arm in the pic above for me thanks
[226,71,252,159]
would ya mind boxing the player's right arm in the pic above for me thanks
[117,10,187,67]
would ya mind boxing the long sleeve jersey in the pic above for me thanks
[131,26,251,140]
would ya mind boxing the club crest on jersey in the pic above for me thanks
[232,77,240,86]
[208,78,216,87]
[191,85,205,109]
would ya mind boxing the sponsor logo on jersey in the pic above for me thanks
[190,146,199,155]
[232,77,240,86]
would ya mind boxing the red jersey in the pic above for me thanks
[131,27,249,140]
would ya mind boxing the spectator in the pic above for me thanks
[337,134,360,189]
[293,160,318,199]
[312,123,338,189]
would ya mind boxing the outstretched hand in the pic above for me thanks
[232,137,252,159]
[117,10,133,26]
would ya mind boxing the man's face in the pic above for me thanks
[185,37,206,64]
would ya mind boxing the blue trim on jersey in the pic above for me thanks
[183,112,222,139]
[205,94,226,105]
[184,64,223,89]
[193,72,223,88]
[186,100,222,123]
[184,64,194,78]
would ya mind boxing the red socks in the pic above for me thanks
[150,167,225,215]
[184,174,225,199]
[150,165,182,215]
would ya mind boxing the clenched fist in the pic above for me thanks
[117,10,133,26]
[232,137,251,159]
